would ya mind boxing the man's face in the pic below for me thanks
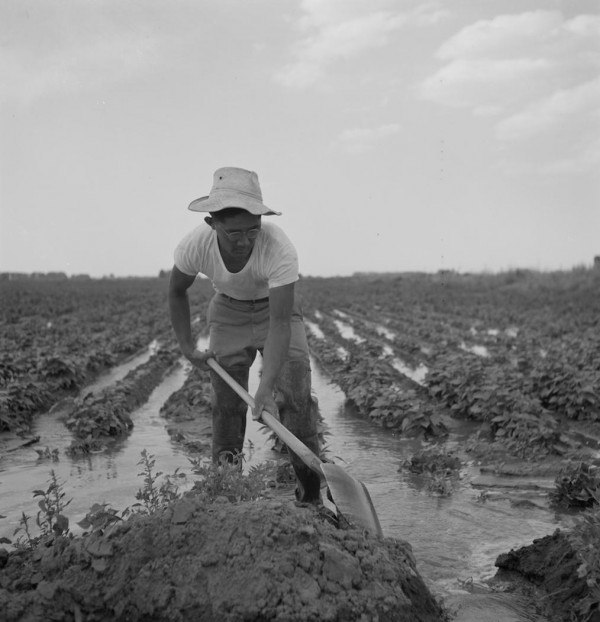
[209,212,262,258]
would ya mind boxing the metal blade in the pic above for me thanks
[321,463,383,537]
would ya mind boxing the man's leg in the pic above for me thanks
[207,294,256,465]
[274,334,322,503]
[210,366,250,465]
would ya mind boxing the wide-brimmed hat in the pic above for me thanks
[188,167,281,215]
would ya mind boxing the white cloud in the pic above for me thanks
[339,123,401,153]
[418,9,600,154]
[497,76,600,141]
[276,10,406,88]
[411,3,450,26]
[420,57,553,110]
[276,0,447,89]
[436,10,564,61]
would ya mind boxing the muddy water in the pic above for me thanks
[0,341,567,620]
[299,364,559,621]
[0,347,195,541]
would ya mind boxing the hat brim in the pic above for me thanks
[188,193,281,216]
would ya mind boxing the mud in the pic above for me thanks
[494,530,600,622]
[0,495,444,622]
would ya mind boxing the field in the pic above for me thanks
[1,270,599,621]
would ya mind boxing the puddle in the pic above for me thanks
[84,340,159,394]
[333,319,365,344]
[460,342,490,358]
[375,323,396,340]
[305,320,325,339]
[390,357,429,385]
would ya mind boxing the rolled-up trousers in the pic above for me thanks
[207,293,321,502]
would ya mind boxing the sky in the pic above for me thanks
[1,0,599,278]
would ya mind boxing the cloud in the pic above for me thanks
[276,0,447,89]
[419,57,553,111]
[436,10,564,61]
[418,10,600,138]
[338,123,401,153]
[496,76,600,141]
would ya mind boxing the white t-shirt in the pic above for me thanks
[174,221,299,300]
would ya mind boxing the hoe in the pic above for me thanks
[207,358,383,537]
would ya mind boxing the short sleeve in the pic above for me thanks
[174,228,202,276]
[266,239,299,289]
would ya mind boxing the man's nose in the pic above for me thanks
[235,235,252,247]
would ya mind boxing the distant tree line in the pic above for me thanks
[1,271,177,281]
[0,272,93,281]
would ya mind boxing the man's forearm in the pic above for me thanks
[260,322,291,390]
[169,292,196,355]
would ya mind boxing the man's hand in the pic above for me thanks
[252,385,279,423]
[183,348,215,371]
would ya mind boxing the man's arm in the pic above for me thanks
[252,282,294,419]
[168,265,213,369]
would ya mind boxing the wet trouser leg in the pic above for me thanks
[275,359,321,503]
[210,366,249,465]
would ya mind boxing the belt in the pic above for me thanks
[220,293,269,304]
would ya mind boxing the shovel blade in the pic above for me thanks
[321,463,383,537]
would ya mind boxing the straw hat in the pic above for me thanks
[188,167,281,215]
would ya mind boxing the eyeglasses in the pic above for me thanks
[217,226,261,241]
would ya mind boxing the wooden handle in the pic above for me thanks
[206,358,324,476]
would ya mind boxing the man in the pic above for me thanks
[168,166,321,503]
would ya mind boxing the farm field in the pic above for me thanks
[1,271,599,621]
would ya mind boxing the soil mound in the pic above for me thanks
[494,530,600,622]
[0,496,444,621]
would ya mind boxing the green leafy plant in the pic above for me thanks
[34,446,60,461]
[490,410,563,458]
[77,503,124,535]
[532,362,600,422]
[38,355,86,390]
[33,469,71,538]
[403,446,462,475]
[307,335,447,438]
[9,471,72,549]
[567,505,600,621]
[402,446,462,496]
[11,512,36,550]
[131,449,181,514]
[550,462,600,509]
[189,456,274,503]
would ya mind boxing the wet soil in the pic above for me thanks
[0,496,444,622]
[494,530,600,622]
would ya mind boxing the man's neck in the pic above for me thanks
[219,244,251,274]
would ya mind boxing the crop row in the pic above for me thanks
[66,345,181,455]
[304,309,448,439]
[3,273,598,462]
[301,283,599,459]
[300,271,600,371]
[0,278,212,434]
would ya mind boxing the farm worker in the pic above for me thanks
[168,166,321,503]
